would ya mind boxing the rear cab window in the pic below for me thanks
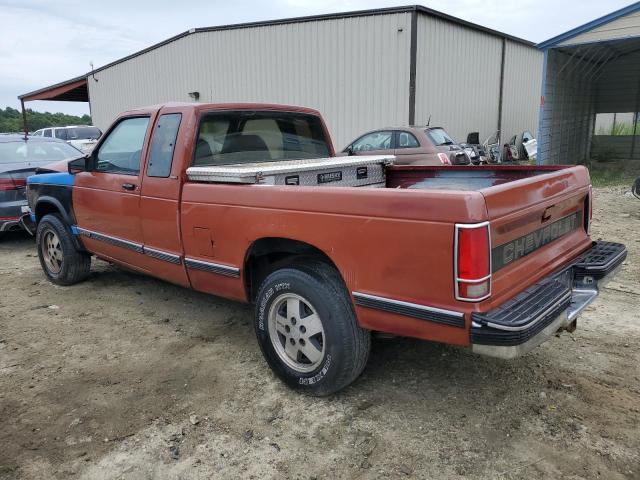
[193,111,330,166]
[147,113,182,177]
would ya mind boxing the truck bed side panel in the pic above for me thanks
[180,184,488,346]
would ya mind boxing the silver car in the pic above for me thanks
[32,125,102,154]
[0,135,81,234]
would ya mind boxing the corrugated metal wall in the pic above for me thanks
[538,49,596,164]
[88,10,542,152]
[501,40,544,141]
[88,13,412,150]
[414,15,503,143]
[559,10,640,46]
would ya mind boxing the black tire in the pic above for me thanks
[36,214,91,286]
[254,260,370,396]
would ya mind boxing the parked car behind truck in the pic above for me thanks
[27,103,626,395]
[341,126,474,165]
[32,125,102,153]
[0,135,80,235]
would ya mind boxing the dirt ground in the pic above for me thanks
[0,186,638,480]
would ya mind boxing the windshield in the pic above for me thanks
[0,140,80,164]
[426,128,456,146]
[65,127,101,140]
[193,111,330,166]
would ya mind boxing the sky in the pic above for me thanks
[1,0,635,116]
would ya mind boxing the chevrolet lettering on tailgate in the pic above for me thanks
[492,211,582,271]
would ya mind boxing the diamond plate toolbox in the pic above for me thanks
[186,155,394,187]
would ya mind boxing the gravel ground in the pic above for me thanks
[0,186,638,480]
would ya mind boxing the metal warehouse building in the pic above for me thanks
[20,5,543,150]
[538,2,640,164]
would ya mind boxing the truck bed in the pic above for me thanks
[187,157,573,193]
[387,165,571,191]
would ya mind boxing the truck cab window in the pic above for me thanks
[147,113,182,177]
[95,117,149,175]
[193,111,330,166]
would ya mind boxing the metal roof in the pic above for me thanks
[19,4,534,102]
[537,1,640,49]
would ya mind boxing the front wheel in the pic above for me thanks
[36,214,91,286]
[254,262,370,396]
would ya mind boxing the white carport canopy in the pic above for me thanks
[537,2,640,164]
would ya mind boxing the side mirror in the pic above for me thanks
[68,155,92,174]
[345,145,355,156]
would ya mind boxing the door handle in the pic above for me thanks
[122,183,136,191]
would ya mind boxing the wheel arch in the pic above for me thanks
[34,196,72,225]
[34,197,84,251]
[243,237,346,303]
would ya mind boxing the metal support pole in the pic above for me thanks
[630,76,640,160]
[497,37,506,137]
[20,99,28,138]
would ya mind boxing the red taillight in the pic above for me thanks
[437,153,451,165]
[0,177,26,191]
[455,223,491,301]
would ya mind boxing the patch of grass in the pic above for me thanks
[589,166,635,187]
[596,121,640,136]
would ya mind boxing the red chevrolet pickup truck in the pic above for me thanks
[26,103,626,395]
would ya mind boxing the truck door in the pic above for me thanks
[138,111,190,287]
[73,116,151,270]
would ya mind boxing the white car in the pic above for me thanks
[32,125,102,153]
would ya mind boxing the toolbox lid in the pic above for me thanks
[186,155,394,183]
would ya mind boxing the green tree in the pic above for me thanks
[0,107,92,133]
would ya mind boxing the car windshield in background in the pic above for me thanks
[63,127,101,140]
[193,111,330,166]
[426,128,456,146]
[0,141,80,164]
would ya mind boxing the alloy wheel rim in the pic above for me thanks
[42,230,63,274]
[267,293,326,373]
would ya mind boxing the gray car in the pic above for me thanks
[0,135,81,234]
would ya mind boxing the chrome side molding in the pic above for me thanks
[352,291,465,328]
[184,257,241,278]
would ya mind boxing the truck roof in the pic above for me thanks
[120,102,323,117]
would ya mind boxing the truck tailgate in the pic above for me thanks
[481,166,592,307]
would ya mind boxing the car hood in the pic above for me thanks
[36,158,75,173]
[0,158,66,174]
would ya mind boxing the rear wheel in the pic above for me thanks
[254,261,370,396]
[36,214,90,285]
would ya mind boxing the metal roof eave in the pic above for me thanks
[537,1,640,50]
[19,75,88,101]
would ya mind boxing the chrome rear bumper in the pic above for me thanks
[471,241,626,359]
